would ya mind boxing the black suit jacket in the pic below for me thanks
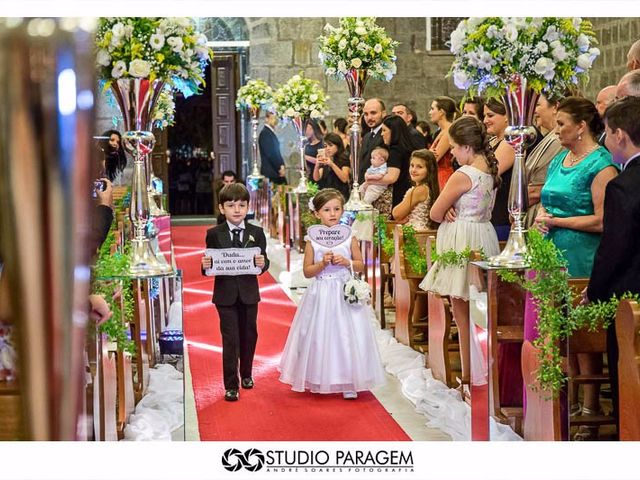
[358,129,385,183]
[204,222,270,306]
[258,127,286,184]
[587,156,640,302]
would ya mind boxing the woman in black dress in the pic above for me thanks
[312,132,351,200]
[304,119,325,177]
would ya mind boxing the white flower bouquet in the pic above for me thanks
[318,17,399,81]
[343,274,372,307]
[273,73,328,120]
[152,88,176,130]
[449,17,600,98]
[235,79,274,111]
[95,17,213,95]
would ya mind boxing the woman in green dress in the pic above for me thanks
[535,96,618,440]
[536,97,618,277]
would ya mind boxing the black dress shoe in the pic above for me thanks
[225,389,239,401]
[241,377,254,389]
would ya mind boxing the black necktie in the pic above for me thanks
[232,228,242,248]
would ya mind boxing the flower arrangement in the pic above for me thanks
[449,17,600,98]
[95,17,213,95]
[152,88,176,130]
[344,275,372,306]
[235,79,274,111]
[318,17,399,81]
[273,73,328,120]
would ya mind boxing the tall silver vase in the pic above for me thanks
[247,106,264,181]
[489,75,539,268]
[292,115,310,193]
[110,78,172,276]
[343,68,371,211]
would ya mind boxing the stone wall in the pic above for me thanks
[585,18,640,100]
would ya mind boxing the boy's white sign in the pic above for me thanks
[204,247,262,276]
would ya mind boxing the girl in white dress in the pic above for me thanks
[278,188,386,399]
[419,116,501,386]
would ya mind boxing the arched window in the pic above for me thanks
[195,17,249,42]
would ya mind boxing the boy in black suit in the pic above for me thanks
[201,183,270,401]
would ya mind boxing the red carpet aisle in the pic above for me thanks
[173,225,411,441]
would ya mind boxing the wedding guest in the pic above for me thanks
[99,129,127,183]
[391,149,440,230]
[429,96,457,189]
[312,133,351,200]
[535,97,618,440]
[332,117,350,151]
[392,102,427,147]
[462,96,485,122]
[626,38,640,71]
[318,119,328,136]
[258,111,287,185]
[415,121,433,146]
[304,119,325,177]
[420,116,501,389]
[379,115,423,212]
[484,98,515,241]
[586,96,640,439]
[358,98,386,183]
[523,94,566,229]
[595,85,617,118]
[616,69,640,98]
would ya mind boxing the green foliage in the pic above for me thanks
[497,229,640,396]
[432,247,484,269]
[401,225,427,276]
[373,214,394,257]
[301,210,320,229]
[306,180,319,197]
[92,228,136,354]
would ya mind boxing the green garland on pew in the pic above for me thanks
[497,229,640,396]
[92,228,136,355]
[373,214,395,257]
[431,247,484,269]
[401,225,427,276]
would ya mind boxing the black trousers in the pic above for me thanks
[216,302,258,390]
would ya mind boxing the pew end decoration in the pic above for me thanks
[497,229,640,396]
[95,17,213,276]
[273,73,328,194]
[449,17,600,268]
[318,17,399,211]
[236,79,274,182]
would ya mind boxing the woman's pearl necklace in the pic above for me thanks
[567,144,599,166]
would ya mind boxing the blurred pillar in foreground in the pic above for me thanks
[0,18,96,440]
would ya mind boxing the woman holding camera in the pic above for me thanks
[312,132,351,200]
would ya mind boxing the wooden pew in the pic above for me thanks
[393,225,435,350]
[615,299,640,440]
[375,220,398,330]
[522,339,563,440]
[522,278,615,440]
[426,234,461,387]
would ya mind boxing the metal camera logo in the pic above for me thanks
[222,448,265,472]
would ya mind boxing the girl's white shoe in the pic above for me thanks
[342,391,358,399]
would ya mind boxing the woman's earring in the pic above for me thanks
[578,133,583,141]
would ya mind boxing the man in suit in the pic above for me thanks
[258,111,287,185]
[201,183,270,401]
[392,103,427,148]
[358,98,386,183]
[586,96,640,437]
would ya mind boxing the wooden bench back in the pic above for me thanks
[616,299,640,440]
[396,225,436,280]
[378,220,399,264]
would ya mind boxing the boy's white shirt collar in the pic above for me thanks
[226,220,246,231]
